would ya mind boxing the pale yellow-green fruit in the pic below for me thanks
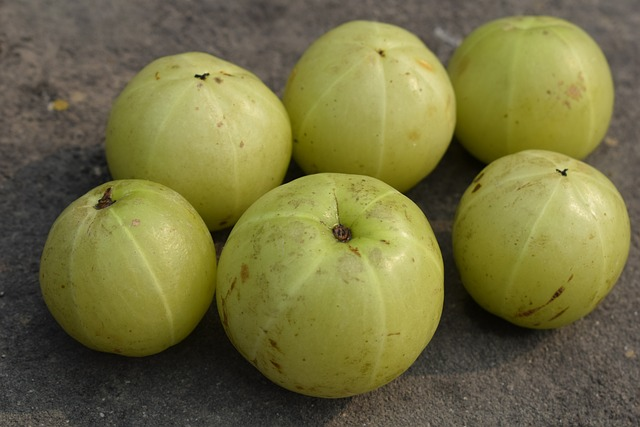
[39,180,217,356]
[105,52,292,231]
[217,173,444,398]
[452,150,630,329]
[448,16,614,163]
[283,20,456,193]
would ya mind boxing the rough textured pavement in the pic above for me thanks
[1,1,638,426]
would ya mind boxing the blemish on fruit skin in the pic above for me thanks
[269,338,281,352]
[472,183,482,193]
[550,286,565,301]
[566,84,583,101]
[407,130,421,141]
[548,306,569,321]
[240,263,250,282]
[417,59,433,71]
[270,359,283,373]
[473,172,484,183]
[516,286,565,317]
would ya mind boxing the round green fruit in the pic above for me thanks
[282,20,456,193]
[447,16,614,163]
[452,150,630,329]
[105,51,292,231]
[39,180,217,356]
[216,173,444,397]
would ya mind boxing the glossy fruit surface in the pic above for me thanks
[452,150,630,328]
[39,179,217,356]
[448,16,614,163]
[283,20,456,192]
[216,173,444,397]
[105,51,292,231]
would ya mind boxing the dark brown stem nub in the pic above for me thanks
[194,72,210,80]
[556,168,568,176]
[94,187,116,210]
[332,224,352,242]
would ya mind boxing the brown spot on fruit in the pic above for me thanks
[566,84,583,101]
[240,264,249,282]
[270,360,283,373]
[516,286,565,317]
[517,307,539,318]
[220,305,229,328]
[548,307,569,321]
[473,172,484,183]
[472,183,482,193]
[550,286,565,302]
[417,59,433,71]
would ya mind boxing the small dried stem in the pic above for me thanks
[94,188,116,210]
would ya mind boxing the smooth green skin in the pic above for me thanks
[105,52,292,231]
[282,20,456,193]
[452,150,630,329]
[216,173,444,398]
[39,180,217,356]
[447,16,614,164]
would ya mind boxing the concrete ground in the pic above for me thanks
[1,1,638,425]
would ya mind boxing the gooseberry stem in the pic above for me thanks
[332,224,352,242]
[94,188,116,210]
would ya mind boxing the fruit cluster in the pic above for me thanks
[39,17,630,398]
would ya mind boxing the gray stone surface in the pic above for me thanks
[1,1,638,425]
